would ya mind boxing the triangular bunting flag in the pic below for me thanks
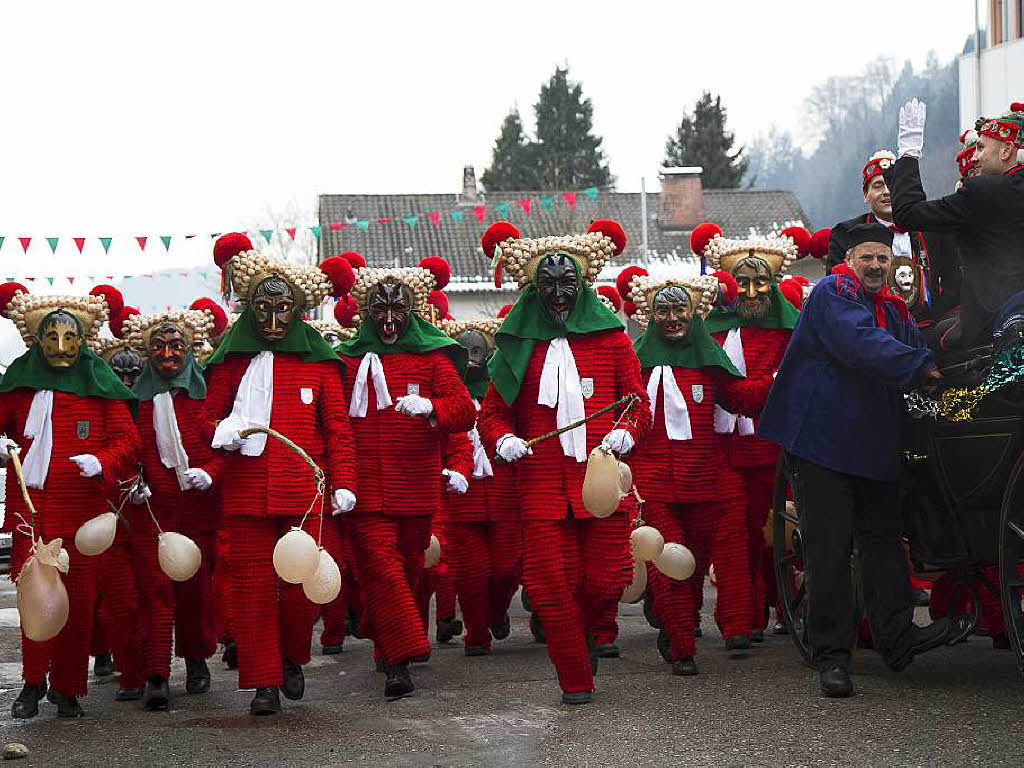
[310,225,321,238]
[285,227,297,240]
[402,215,419,228]
[100,237,112,253]
[355,220,370,231]
[0,236,4,251]
[449,209,465,224]
[517,200,532,215]
[73,237,86,253]
[67,276,75,285]
[46,237,59,253]
[105,275,114,280]
[495,202,510,219]
[136,237,148,251]
[540,196,554,211]
[19,238,31,252]
[473,206,486,224]
[377,218,391,225]
[427,211,441,226]
[260,229,273,243]
[210,233,221,239]
[160,235,172,251]
[46,277,54,285]
[328,222,347,231]
[583,186,599,200]
[562,192,576,208]
[185,234,196,239]
[200,271,208,281]
[25,276,35,281]
[87,276,95,282]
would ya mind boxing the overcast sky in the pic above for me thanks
[0,0,974,276]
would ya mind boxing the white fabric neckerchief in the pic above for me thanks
[538,337,587,462]
[212,350,273,456]
[647,366,692,441]
[22,389,54,489]
[713,328,755,436]
[877,215,912,259]
[469,399,494,478]
[349,352,393,418]
[153,391,190,490]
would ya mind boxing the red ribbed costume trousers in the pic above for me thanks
[97,534,145,690]
[591,600,620,646]
[318,515,347,648]
[225,515,320,689]
[12,534,99,698]
[213,529,232,642]
[90,605,108,656]
[128,510,176,680]
[647,500,751,659]
[522,514,631,694]
[739,467,775,630]
[173,530,218,661]
[447,521,522,649]
[350,514,431,666]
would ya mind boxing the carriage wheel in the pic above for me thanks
[998,453,1024,676]
[772,455,813,667]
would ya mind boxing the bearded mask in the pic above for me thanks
[38,310,82,370]
[653,286,693,341]
[109,348,144,386]
[537,254,579,327]
[457,329,493,381]
[148,322,188,380]
[369,281,411,345]
[251,275,299,342]
[733,257,774,322]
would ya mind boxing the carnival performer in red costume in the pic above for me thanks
[204,233,358,715]
[693,223,809,639]
[334,254,474,699]
[1,283,139,719]
[123,300,228,710]
[478,220,650,705]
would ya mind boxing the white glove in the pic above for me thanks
[395,394,434,418]
[184,468,213,491]
[70,454,102,478]
[130,483,153,505]
[442,469,468,494]
[602,429,635,455]
[496,434,532,463]
[898,98,926,159]
[332,488,357,516]
[0,437,20,465]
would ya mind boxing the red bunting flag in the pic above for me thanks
[105,275,114,280]
[473,206,486,223]
[328,222,347,231]
[427,211,441,226]
[136,237,148,251]
[562,192,576,208]
[73,238,86,253]
[19,237,31,252]
[517,200,532,215]
[285,227,297,240]
[67,277,75,284]
[376,218,391,225]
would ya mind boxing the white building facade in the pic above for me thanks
[958,0,1024,124]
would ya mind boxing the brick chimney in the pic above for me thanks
[658,167,704,230]
[460,165,479,204]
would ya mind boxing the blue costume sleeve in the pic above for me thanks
[810,277,934,391]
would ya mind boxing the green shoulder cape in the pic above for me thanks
[334,313,468,378]
[633,314,741,376]
[704,284,799,334]
[203,307,341,367]
[132,354,207,401]
[0,345,135,400]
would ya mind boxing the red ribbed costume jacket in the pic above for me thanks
[203,353,356,519]
[447,414,520,523]
[711,327,791,468]
[337,350,476,517]
[631,367,775,503]
[0,390,140,540]
[135,394,223,532]
[478,330,651,520]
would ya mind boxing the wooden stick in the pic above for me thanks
[7,448,38,525]
[239,426,325,488]
[525,393,639,448]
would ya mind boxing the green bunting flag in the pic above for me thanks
[355,220,370,231]
[583,186,599,200]
[495,202,510,218]
[402,214,418,228]
[46,237,59,253]
[449,209,465,224]
[160,235,172,251]
[540,196,554,210]
[46,277,54,285]
[0,237,4,251]
[310,225,321,238]
[260,229,273,244]
[100,237,112,253]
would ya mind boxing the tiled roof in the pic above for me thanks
[318,188,807,287]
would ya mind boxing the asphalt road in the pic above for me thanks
[1,579,1023,767]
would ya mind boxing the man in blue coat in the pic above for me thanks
[759,223,949,698]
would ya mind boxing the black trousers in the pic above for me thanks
[787,453,913,669]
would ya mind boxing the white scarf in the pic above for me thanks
[349,352,393,418]
[647,366,692,441]
[538,338,587,462]
[713,328,755,436]
[212,351,273,456]
[22,389,54,489]
[469,400,493,478]
[153,391,190,490]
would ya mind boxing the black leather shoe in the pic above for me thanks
[819,666,853,698]
[643,596,661,629]
[885,618,950,672]
[529,612,546,644]
[143,676,170,711]
[93,652,115,678]
[772,620,789,635]
[11,682,46,719]
[221,641,238,670]
[250,687,281,716]
[595,643,620,658]
[322,643,345,655]
[52,691,85,718]
[490,613,511,640]
[185,658,211,695]
[725,635,751,652]
[672,657,698,676]
[280,658,305,701]
[436,617,463,644]
[346,610,363,639]
[586,635,599,675]
[384,663,414,700]
[751,629,765,643]
[657,629,671,662]
[464,645,490,657]
[561,691,592,705]
[694,626,703,637]
[115,687,144,702]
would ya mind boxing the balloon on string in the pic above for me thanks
[620,557,648,604]
[424,535,441,569]
[158,532,202,582]
[273,528,320,584]
[74,511,117,556]
[654,543,696,581]
[630,525,665,562]
[17,539,70,642]
[302,549,342,605]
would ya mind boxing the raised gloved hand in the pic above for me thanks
[130,483,153,505]
[442,469,468,494]
[898,98,926,159]
[0,437,20,465]
[184,468,213,491]
[602,429,635,455]
[332,488,357,516]
[70,454,103,478]
[496,434,532,463]
[395,394,434,418]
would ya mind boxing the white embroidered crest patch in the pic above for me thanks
[407,383,420,396]
[581,378,594,399]
[300,387,314,405]
[691,385,704,404]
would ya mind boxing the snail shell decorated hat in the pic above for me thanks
[333,250,452,320]
[482,220,627,290]
[213,232,355,309]
[122,297,228,358]
[0,283,124,346]
[439,317,503,347]
[615,267,719,328]
[689,222,810,278]
[308,319,356,343]
[91,337,139,363]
